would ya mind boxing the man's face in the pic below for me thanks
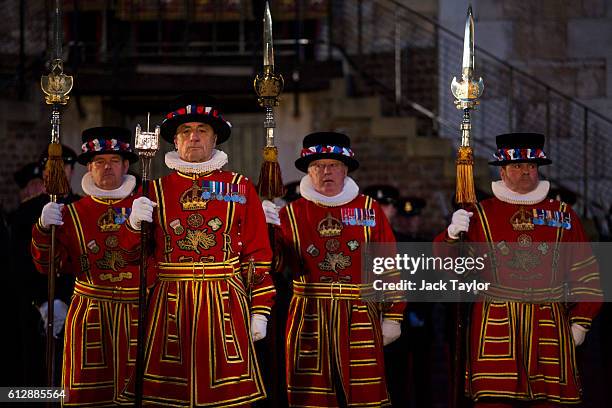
[500,162,540,194]
[307,159,348,197]
[87,154,129,190]
[174,122,217,163]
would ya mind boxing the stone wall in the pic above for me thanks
[439,0,612,117]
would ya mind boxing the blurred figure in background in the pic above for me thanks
[364,185,433,407]
[9,144,79,386]
[14,162,45,204]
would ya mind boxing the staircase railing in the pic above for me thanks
[331,0,612,218]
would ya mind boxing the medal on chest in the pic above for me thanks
[341,207,376,227]
[532,208,572,230]
[201,180,247,204]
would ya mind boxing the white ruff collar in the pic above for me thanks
[81,173,136,199]
[492,180,550,205]
[300,175,359,207]
[165,149,228,174]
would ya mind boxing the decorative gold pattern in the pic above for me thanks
[318,252,351,273]
[105,235,119,248]
[99,271,133,283]
[179,181,209,211]
[41,59,73,105]
[510,207,534,231]
[187,213,204,228]
[507,250,541,274]
[325,239,340,252]
[517,234,532,247]
[177,229,216,254]
[97,208,121,232]
[96,250,127,271]
[317,213,343,237]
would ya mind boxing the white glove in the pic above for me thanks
[571,323,587,346]
[250,314,268,342]
[447,209,473,239]
[382,319,401,346]
[129,197,157,230]
[262,200,280,226]
[40,202,64,229]
[38,299,68,338]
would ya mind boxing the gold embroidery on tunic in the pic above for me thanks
[96,250,127,271]
[510,207,534,231]
[507,249,541,275]
[325,239,340,252]
[177,229,216,254]
[187,213,204,228]
[99,271,133,282]
[105,235,119,248]
[318,251,351,273]
[318,213,343,237]
[97,208,121,232]
[180,181,208,211]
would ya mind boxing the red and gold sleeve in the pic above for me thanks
[239,181,275,317]
[372,201,406,321]
[30,205,74,275]
[564,207,602,329]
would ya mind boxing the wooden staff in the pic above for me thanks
[449,6,484,408]
[40,0,73,392]
[253,3,286,405]
[133,116,160,407]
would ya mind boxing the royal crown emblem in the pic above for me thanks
[180,181,209,211]
[510,207,534,231]
[317,213,343,237]
[97,208,122,232]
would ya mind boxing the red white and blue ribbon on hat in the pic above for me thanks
[163,104,232,128]
[493,148,548,162]
[82,138,131,155]
[300,145,355,158]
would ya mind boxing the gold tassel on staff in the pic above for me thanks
[254,2,285,200]
[258,145,284,199]
[455,146,475,204]
[44,141,71,196]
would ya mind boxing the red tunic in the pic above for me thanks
[275,194,403,407]
[31,194,140,406]
[435,197,602,404]
[122,170,275,407]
